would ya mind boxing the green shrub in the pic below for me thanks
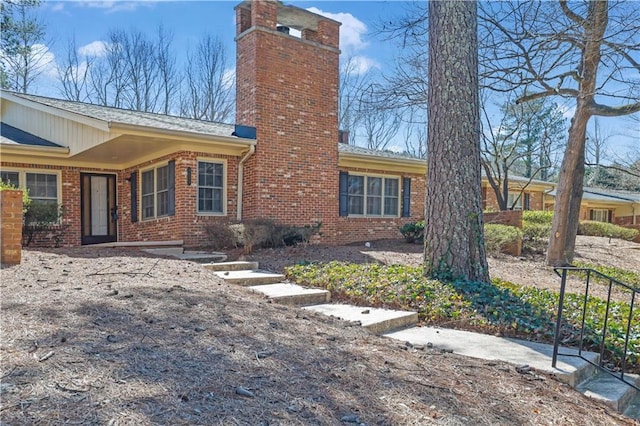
[578,221,639,241]
[522,210,553,225]
[0,179,30,213]
[23,202,65,247]
[483,224,523,256]
[399,220,424,243]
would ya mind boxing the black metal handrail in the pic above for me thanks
[552,266,638,391]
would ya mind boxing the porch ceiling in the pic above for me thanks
[67,133,253,169]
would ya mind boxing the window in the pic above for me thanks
[0,169,59,205]
[507,192,523,210]
[198,161,224,214]
[590,209,611,223]
[344,174,399,217]
[141,164,172,220]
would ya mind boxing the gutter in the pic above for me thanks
[236,145,256,221]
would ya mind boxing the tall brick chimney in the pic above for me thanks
[235,0,341,240]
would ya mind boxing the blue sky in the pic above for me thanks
[26,1,640,160]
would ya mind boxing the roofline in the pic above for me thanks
[108,122,257,146]
[1,91,111,132]
[0,143,70,157]
[339,150,426,174]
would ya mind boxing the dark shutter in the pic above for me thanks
[339,171,349,217]
[524,193,531,210]
[589,209,594,221]
[168,160,176,216]
[608,209,613,223]
[130,172,138,223]
[402,177,411,217]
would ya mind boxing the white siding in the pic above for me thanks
[1,100,116,155]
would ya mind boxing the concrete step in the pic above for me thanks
[249,283,331,306]
[624,393,640,419]
[214,270,285,286]
[174,251,227,263]
[577,372,640,414]
[304,304,418,335]
[385,326,599,388]
[204,261,259,271]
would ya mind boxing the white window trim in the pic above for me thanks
[140,162,170,221]
[347,173,400,218]
[507,191,523,211]
[590,208,610,223]
[196,158,227,216]
[0,167,62,204]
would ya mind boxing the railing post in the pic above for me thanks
[552,268,568,368]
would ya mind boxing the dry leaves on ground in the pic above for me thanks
[0,241,638,425]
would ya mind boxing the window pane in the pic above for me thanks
[197,161,224,213]
[348,194,364,215]
[157,190,169,216]
[142,171,154,195]
[385,179,399,197]
[367,177,382,196]
[26,173,57,202]
[348,176,364,195]
[367,195,381,215]
[1,171,20,186]
[157,166,169,191]
[384,197,398,216]
[142,194,154,219]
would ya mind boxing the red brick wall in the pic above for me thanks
[1,189,23,264]
[484,210,523,228]
[334,168,426,244]
[236,1,341,242]
[118,152,240,248]
[483,186,545,212]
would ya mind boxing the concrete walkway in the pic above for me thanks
[201,259,639,420]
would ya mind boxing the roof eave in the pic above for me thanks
[108,122,256,147]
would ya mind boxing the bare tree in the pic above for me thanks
[155,25,178,115]
[57,36,93,102]
[480,0,640,266]
[400,105,427,158]
[338,55,370,144]
[425,0,489,282]
[180,34,233,122]
[481,94,566,210]
[0,0,49,93]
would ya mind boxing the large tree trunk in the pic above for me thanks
[546,1,607,266]
[424,0,489,282]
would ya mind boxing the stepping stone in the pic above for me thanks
[204,261,259,271]
[624,393,640,420]
[174,252,227,263]
[249,283,330,306]
[214,270,285,286]
[304,304,418,335]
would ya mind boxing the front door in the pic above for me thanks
[81,173,117,244]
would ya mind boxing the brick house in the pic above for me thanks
[545,187,640,226]
[0,1,425,248]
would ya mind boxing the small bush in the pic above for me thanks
[578,221,639,241]
[23,202,65,247]
[204,222,238,250]
[0,180,30,213]
[484,224,523,256]
[521,211,553,253]
[243,219,321,253]
[522,210,553,225]
[399,220,424,243]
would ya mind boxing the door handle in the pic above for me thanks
[111,206,118,222]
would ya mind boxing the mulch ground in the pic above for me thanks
[0,245,637,425]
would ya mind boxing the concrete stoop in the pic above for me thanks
[206,260,639,420]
